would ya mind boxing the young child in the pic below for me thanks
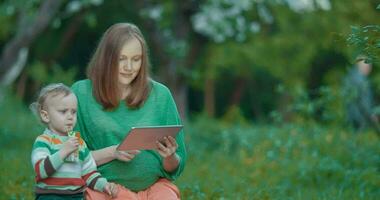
[30,83,118,199]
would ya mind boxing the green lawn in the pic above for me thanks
[0,98,379,200]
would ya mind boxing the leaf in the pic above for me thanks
[376,41,380,48]
[85,13,97,28]
[350,26,360,34]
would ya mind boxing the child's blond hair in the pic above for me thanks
[30,83,73,124]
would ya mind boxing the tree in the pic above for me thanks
[0,0,64,98]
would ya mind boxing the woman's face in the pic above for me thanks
[118,37,142,88]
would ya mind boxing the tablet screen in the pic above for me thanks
[117,125,183,151]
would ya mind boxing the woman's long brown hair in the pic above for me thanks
[87,23,151,110]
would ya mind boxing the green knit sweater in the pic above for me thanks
[71,79,186,192]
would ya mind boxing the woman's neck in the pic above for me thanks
[119,85,131,100]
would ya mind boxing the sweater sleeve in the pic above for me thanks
[81,142,108,192]
[31,136,64,181]
[161,88,187,180]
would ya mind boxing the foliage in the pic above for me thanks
[0,0,378,121]
[271,84,346,125]
[27,61,77,86]
[221,105,250,126]
[1,97,379,199]
[0,1,380,199]
[187,0,380,121]
[347,25,380,64]
[346,4,380,64]
[0,92,42,199]
[192,0,259,43]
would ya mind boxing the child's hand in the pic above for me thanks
[104,182,118,198]
[59,137,79,159]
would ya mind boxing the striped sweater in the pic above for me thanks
[31,129,107,195]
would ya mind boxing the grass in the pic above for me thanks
[0,97,379,200]
[177,121,379,199]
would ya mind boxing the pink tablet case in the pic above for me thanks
[117,125,183,151]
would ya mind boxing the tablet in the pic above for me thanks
[117,125,183,151]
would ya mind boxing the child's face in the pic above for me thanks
[40,93,78,135]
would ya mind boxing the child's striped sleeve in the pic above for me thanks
[31,136,64,181]
[81,141,107,192]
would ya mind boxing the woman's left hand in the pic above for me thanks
[156,136,178,158]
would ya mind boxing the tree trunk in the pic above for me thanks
[0,0,64,98]
[170,80,188,120]
[16,70,28,99]
[277,93,293,122]
[204,77,215,117]
[230,78,246,105]
[248,78,264,120]
[47,10,87,64]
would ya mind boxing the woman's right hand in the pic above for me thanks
[111,145,140,162]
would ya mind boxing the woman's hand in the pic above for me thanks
[156,136,180,172]
[112,145,140,162]
[156,136,178,158]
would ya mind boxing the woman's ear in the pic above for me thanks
[40,110,49,123]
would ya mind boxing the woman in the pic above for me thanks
[71,23,186,200]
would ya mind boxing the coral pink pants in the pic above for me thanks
[85,178,180,200]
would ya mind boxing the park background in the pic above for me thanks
[0,0,379,199]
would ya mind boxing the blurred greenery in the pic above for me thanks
[0,0,377,120]
[0,0,380,199]
[0,93,379,199]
